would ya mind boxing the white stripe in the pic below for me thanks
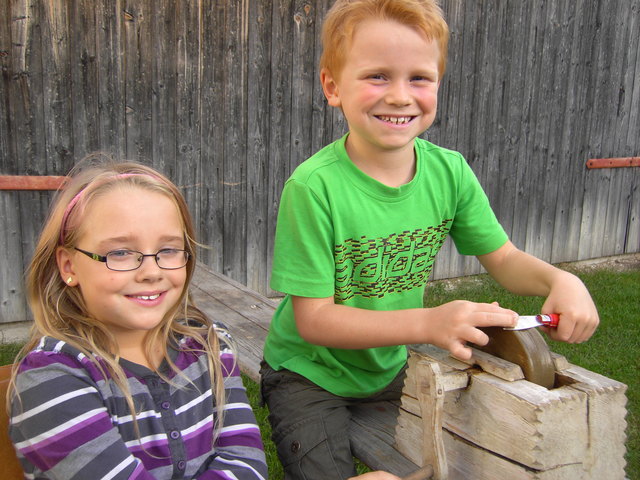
[12,386,97,422]
[181,415,213,437]
[216,457,266,480]
[218,423,260,435]
[13,408,107,450]
[102,456,137,480]
[114,408,161,425]
[53,340,65,353]
[222,402,251,411]
[174,388,211,415]
[124,432,167,448]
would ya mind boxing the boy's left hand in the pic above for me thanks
[539,272,599,343]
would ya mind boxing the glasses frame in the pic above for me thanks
[74,247,190,272]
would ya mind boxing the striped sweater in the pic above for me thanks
[9,331,267,479]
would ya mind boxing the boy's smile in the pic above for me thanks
[322,19,440,179]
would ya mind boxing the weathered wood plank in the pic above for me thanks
[0,193,28,323]
[190,263,275,382]
[94,0,126,156]
[151,0,178,179]
[246,0,272,294]
[122,2,153,162]
[68,0,99,158]
[198,1,225,272]
[221,0,249,283]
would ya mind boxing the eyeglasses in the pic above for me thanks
[74,247,190,271]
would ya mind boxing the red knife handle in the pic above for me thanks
[536,314,559,328]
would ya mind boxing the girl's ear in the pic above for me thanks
[56,246,78,287]
[320,68,342,108]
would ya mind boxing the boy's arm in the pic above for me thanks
[292,295,517,361]
[477,241,599,343]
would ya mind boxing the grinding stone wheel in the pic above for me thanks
[475,327,556,389]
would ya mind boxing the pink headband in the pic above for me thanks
[58,172,162,245]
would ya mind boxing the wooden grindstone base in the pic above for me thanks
[395,345,628,479]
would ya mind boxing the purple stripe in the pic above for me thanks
[21,350,107,382]
[130,460,158,480]
[183,423,215,458]
[216,428,263,450]
[220,353,239,377]
[127,437,170,454]
[21,411,112,470]
[173,347,204,372]
[131,447,173,471]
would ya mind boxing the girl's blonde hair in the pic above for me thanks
[10,155,227,441]
[320,0,450,80]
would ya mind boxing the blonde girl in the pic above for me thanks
[8,158,267,479]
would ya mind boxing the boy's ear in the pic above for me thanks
[56,246,78,286]
[320,68,342,107]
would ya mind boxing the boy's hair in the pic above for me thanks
[11,155,227,441]
[320,0,449,80]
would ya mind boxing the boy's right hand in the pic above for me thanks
[423,300,518,360]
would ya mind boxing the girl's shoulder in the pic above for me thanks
[178,320,234,348]
[15,336,109,385]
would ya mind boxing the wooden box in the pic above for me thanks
[395,345,628,479]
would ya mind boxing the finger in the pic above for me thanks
[467,328,489,347]
[475,310,519,328]
[449,342,473,361]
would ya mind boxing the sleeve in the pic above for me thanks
[270,178,337,297]
[9,353,156,480]
[449,158,508,256]
[194,337,267,480]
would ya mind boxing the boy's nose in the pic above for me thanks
[385,81,411,106]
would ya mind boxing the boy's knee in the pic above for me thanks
[275,413,355,480]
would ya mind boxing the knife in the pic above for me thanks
[505,313,560,331]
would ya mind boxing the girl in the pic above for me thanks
[7,159,267,479]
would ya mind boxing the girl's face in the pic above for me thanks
[57,186,187,352]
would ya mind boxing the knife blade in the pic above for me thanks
[505,313,560,331]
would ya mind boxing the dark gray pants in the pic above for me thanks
[260,361,407,480]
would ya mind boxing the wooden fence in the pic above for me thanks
[1,0,639,323]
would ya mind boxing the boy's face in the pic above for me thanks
[322,19,440,161]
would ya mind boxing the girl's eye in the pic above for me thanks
[109,249,134,258]
[158,248,181,257]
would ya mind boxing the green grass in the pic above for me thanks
[2,267,637,478]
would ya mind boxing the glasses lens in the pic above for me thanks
[156,249,189,269]
[106,250,141,271]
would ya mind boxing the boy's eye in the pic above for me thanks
[411,74,437,83]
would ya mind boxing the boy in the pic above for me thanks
[261,1,599,478]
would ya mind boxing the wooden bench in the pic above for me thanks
[1,364,24,479]
[191,263,421,476]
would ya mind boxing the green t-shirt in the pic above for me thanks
[264,135,508,397]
